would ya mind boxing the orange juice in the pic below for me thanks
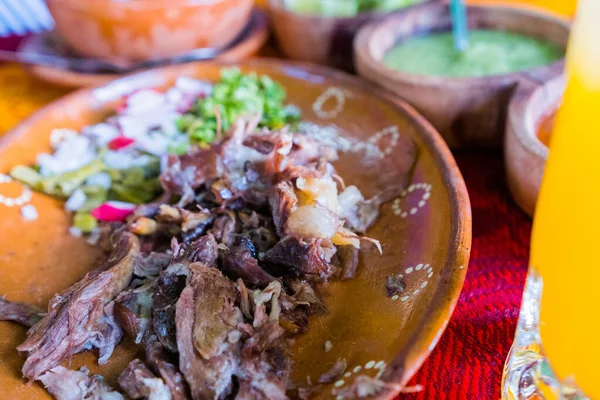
[469,0,577,17]
[532,0,600,397]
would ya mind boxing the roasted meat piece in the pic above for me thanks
[175,263,243,400]
[153,235,218,352]
[146,339,190,400]
[221,236,275,288]
[0,297,44,327]
[18,233,140,380]
[118,359,171,400]
[262,237,334,281]
[38,366,123,400]
[113,280,155,344]
[160,150,220,205]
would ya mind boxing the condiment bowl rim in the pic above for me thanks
[354,3,570,87]
[266,0,433,22]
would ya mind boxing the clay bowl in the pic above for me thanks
[16,9,269,88]
[505,75,563,216]
[354,3,570,148]
[267,0,433,71]
[0,59,471,399]
[46,0,254,61]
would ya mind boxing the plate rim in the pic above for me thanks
[0,58,472,397]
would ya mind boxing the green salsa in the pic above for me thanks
[382,30,564,77]
[285,0,423,17]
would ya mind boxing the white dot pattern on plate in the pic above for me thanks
[391,182,432,218]
[388,263,435,303]
[329,359,388,397]
[0,174,33,208]
[313,87,346,119]
[367,125,400,158]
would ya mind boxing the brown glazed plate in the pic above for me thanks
[0,59,471,399]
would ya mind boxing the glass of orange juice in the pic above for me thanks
[469,0,577,18]
[502,0,600,398]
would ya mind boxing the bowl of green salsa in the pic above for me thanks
[267,0,430,71]
[355,3,569,147]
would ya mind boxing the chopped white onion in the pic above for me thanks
[68,226,83,237]
[82,123,119,146]
[49,129,78,149]
[175,76,213,95]
[65,189,87,211]
[86,172,112,189]
[20,204,38,221]
[37,135,95,177]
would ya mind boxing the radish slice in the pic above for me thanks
[108,136,135,150]
[91,201,136,222]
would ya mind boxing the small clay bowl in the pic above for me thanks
[16,9,269,88]
[46,0,254,61]
[505,75,563,216]
[354,3,569,148]
[267,0,433,71]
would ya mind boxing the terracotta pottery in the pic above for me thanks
[354,3,569,148]
[46,0,254,61]
[266,0,434,72]
[505,75,563,216]
[17,9,269,88]
[0,59,471,399]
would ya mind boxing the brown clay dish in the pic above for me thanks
[354,3,569,148]
[17,9,269,88]
[46,0,255,61]
[0,59,471,398]
[267,0,434,72]
[505,75,563,216]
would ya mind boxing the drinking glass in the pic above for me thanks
[502,0,600,398]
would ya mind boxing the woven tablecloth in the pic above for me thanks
[0,41,532,399]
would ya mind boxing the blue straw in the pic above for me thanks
[450,0,469,52]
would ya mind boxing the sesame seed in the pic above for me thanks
[334,380,345,387]
[416,264,423,271]
[365,361,375,369]
[353,366,362,373]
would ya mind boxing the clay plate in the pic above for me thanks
[17,9,269,88]
[0,59,471,399]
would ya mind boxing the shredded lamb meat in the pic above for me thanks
[39,366,123,400]
[4,105,416,399]
[118,359,171,400]
[145,338,190,400]
[18,233,140,380]
[0,297,44,327]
